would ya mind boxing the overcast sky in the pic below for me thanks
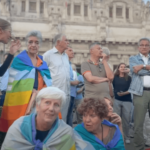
[143,0,150,3]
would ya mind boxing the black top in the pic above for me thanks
[0,54,14,76]
[36,129,49,142]
[112,76,132,102]
[33,69,38,90]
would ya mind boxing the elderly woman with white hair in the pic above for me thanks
[0,31,52,136]
[1,87,76,150]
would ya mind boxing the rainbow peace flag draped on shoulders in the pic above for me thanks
[0,50,52,132]
[2,114,76,150]
[74,120,125,150]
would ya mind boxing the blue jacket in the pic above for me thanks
[129,53,150,96]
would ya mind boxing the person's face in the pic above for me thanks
[104,98,113,118]
[27,36,40,54]
[0,26,11,44]
[58,36,69,51]
[65,47,74,59]
[118,64,126,74]
[138,40,150,56]
[91,45,103,58]
[83,109,102,133]
[36,98,61,125]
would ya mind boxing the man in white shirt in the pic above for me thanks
[43,34,70,122]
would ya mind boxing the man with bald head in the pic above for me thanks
[81,42,114,99]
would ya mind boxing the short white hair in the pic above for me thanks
[102,47,110,56]
[36,87,66,107]
[53,33,66,46]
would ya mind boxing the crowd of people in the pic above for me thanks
[0,17,150,150]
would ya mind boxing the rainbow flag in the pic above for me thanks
[0,50,52,132]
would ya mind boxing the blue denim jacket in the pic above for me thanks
[129,53,150,96]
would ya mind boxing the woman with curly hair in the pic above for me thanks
[74,97,125,150]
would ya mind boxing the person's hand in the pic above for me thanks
[110,113,122,127]
[146,65,150,70]
[32,89,38,95]
[133,65,143,74]
[123,68,130,73]
[102,53,108,62]
[9,40,21,55]
[117,92,125,96]
[74,80,80,85]
[104,78,109,82]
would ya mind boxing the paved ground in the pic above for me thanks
[125,138,150,150]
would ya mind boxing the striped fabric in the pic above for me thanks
[0,50,52,132]
[2,114,76,150]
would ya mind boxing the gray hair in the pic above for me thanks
[89,42,102,51]
[0,18,11,30]
[36,87,66,108]
[53,33,66,46]
[138,37,150,46]
[102,47,110,56]
[26,30,43,45]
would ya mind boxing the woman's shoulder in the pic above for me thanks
[58,119,74,132]
[8,115,28,131]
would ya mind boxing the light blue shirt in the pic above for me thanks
[43,47,70,95]
[129,53,150,96]
[0,69,9,91]
[75,74,84,100]
[70,62,77,98]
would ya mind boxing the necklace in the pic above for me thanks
[101,123,103,142]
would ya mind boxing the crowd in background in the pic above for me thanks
[0,18,150,150]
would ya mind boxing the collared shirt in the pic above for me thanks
[70,62,77,98]
[75,74,84,100]
[0,68,9,91]
[140,53,150,87]
[43,47,70,95]
[129,53,150,96]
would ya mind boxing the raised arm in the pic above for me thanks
[102,53,114,81]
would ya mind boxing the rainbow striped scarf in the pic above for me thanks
[0,50,52,132]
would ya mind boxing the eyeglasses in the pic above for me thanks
[139,45,150,48]
[28,41,39,45]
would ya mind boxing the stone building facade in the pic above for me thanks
[0,0,150,71]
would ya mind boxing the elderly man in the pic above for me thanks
[65,47,79,126]
[43,34,70,122]
[81,42,114,99]
[129,37,150,150]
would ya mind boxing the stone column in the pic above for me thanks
[88,5,92,20]
[106,5,109,18]
[36,0,40,18]
[71,0,74,21]
[44,1,49,18]
[25,0,29,13]
[62,1,66,19]
[129,7,133,22]
[113,3,116,22]
[17,0,21,15]
[123,4,126,22]
[81,1,84,21]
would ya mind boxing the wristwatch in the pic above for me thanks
[143,64,146,69]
